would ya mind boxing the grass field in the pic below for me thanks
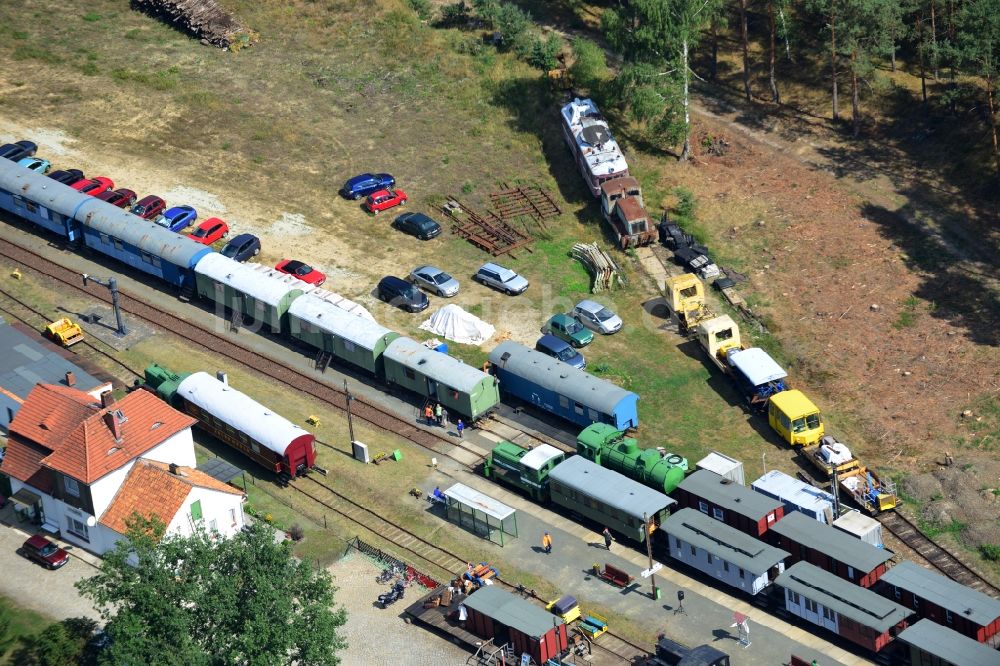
[0,596,53,665]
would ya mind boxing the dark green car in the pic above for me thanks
[542,313,594,348]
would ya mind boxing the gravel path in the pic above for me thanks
[329,554,471,666]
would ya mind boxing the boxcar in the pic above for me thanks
[194,253,303,333]
[548,455,675,543]
[287,290,399,375]
[145,363,315,478]
[82,205,214,288]
[488,341,639,431]
[382,337,500,421]
[0,158,90,241]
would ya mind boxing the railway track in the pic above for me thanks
[878,510,1000,598]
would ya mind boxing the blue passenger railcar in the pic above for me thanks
[0,157,94,241]
[488,341,639,430]
[81,204,213,288]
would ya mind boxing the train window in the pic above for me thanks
[723,561,729,573]
[404,368,416,380]
[698,501,709,515]
[113,239,124,250]
[706,553,713,564]
[152,256,161,268]
[574,402,584,415]
[767,513,776,523]
[559,396,569,409]
[738,567,745,578]
[12,195,24,209]
[846,565,855,580]
[25,200,37,213]
[238,433,248,443]
[713,507,724,521]
[787,590,799,605]
[588,408,599,421]
[892,586,901,600]
[804,599,818,613]
[344,340,355,352]
[141,252,152,264]
[225,424,235,434]
[100,233,110,245]
[945,610,953,625]
[251,443,260,454]
[255,300,266,315]
[822,606,835,621]
[690,544,696,556]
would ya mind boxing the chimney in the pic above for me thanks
[103,410,122,443]
[65,371,76,387]
[100,390,115,408]
[216,371,228,386]
[169,462,179,475]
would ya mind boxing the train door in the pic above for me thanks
[426,378,438,397]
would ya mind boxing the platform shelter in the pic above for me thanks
[443,483,517,546]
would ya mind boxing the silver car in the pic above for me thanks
[474,262,529,295]
[572,299,623,334]
[409,265,460,297]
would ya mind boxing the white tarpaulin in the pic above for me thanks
[419,304,495,345]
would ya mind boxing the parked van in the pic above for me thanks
[377,276,429,312]
[535,334,586,369]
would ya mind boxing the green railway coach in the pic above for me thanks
[194,253,303,333]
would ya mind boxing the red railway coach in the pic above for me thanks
[673,469,785,538]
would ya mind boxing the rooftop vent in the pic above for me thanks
[151,421,163,430]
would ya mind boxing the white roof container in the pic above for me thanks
[696,451,745,486]
[194,254,303,307]
[519,444,564,471]
[833,509,884,548]
[728,347,787,387]
[176,372,310,457]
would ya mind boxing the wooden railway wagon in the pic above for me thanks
[193,253,304,333]
[489,341,639,431]
[768,512,893,588]
[876,560,1000,647]
[662,508,789,596]
[287,290,399,375]
[463,586,569,665]
[382,337,500,422]
[896,619,1000,665]
[144,363,315,479]
[775,562,911,653]
[548,455,675,544]
[674,469,784,538]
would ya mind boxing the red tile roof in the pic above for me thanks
[5,384,196,484]
[0,435,54,494]
[100,461,243,535]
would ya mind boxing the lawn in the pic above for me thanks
[0,596,53,664]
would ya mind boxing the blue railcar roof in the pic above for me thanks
[84,204,213,269]
[488,341,636,415]
[0,157,101,220]
[549,455,675,519]
[385,337,491,393]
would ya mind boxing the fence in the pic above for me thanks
[346,536,440,590]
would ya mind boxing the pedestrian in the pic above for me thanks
[424,404,434,425]
[442,407,449,426]
[810,661,818,666]
[602,527,613,550]
[542,531,552,554]
[435,403,443,426]
[457,419,465,438]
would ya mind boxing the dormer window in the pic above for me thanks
[64,476,80,498]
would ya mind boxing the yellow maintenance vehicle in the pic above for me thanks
[802,436,898,514]
[44,318,84,347]
[664,273,715,333]
[767,389,824,447]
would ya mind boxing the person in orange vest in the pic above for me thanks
[424,404,434,425]
[542,531,552,554]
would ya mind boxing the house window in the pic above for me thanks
[63,477,81,498]
[804,599,818,613]
[698,501,709,515]
[66,516,90,541]
[191,500,203,521]
[945,610,953,625]
[712,507,724,521]
[208,519,218,533]
[229,508,237,526]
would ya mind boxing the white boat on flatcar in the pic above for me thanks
[560,98,629,197]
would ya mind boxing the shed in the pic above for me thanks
[768,511,892,587]
[0,158,91,240]
[193,254,304,332]
[489,341,639,430]
[662,508,789,595]
[751,470,835,523]
[287,292,398,374]
[463,586,568,664]
[877,560,1000,646]
[675,469,784,537]
[775,561,911,652]
[696,451,745,486]
[443,483,517,546]
[897,619,1000,666]
[833,509,884,549]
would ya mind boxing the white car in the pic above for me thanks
[473,262,529,295]
[572,299,623,334]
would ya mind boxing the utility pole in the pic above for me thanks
[344,379,355,443]
[644,513,661,600]
[82,274,126,336]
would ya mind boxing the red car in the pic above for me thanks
[275,259,326,286]
[95,188,137,209]
[71,176,114,197]
[188,217,229,245]
[130,195,167,220]
[18,535,69,570]
[364,188,408,215]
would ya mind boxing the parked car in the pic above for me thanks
[47,169,86,185]
[158,205,197,232]
[221,233,260,262]
[17,157,51,173]
[542,313,594,348]
[535,334,586,369]
[473,262,529,295]
[71,176,114,197]
[130,195,167,220]
[377,275,429,312]
[0,140,37,161]
[188,217,229,245]
[393,212,441,240]
[409,265,459,297]
[572,299,623,335]
[341,172,395,200]
[95,188,137,209]
[365,188,408,214]
[17,535,69,570]
[275,259,326,286]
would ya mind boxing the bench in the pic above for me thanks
[594,563,633,588]
[463,563,499,587]
[579,613,608,639]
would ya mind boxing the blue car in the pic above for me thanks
[535,334,586,370]
[158,205,198,232]
[18,157,51,173]
[341,172,395,200]
[0,141,36,161]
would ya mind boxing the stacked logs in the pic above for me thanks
[571,243,626,293]
[130,0,258,49]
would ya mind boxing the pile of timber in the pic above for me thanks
[571,243,625,292]
[130,0,258,49]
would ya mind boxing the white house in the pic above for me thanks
[662,508,790,596]
[1,383,244,555]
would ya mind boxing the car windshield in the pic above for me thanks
[595,307,615,321]
[222,245,237,257]
[556,348,576,361]
[293,265,312,275]
[39,544,57,556]
[193,228,208,237]
[405,286,421,299]
[565,320,584,334]
[432,272,452,285]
